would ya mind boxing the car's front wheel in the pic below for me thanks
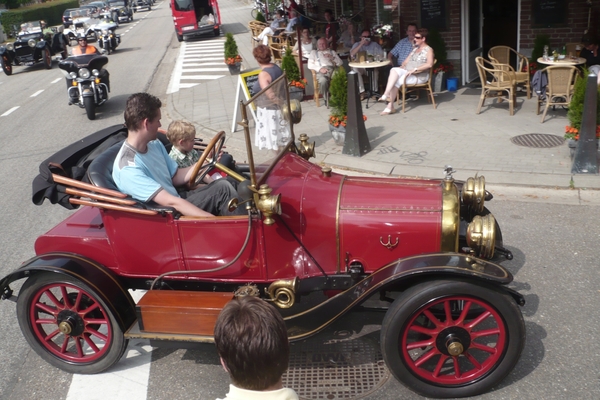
[1,54,12,75]
[42,48,52,69]
[16,272,127,374]
[381,280,525,398]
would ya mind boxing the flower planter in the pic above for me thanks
[329,124,346,145]
[227,63,241,75]
[289,86,304,102]
[433,72,445,92]
[568,139,600,160]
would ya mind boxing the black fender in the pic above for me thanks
[82,85,95,97]
[0,46,7,56]
[0,253,137,333]
[286,252,523,340]
[36,42,49,51]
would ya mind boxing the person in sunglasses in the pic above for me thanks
[378,28,434,115]
[350,29,384,98]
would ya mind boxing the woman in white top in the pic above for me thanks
[292,27,316,59]
[379,28,434,115]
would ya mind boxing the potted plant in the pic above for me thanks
[427,29,449,91]
[328,67,367,145]
[371,24,393,49]
[281,48,307,102]
[255,11,266,23]
[224,33,242,74]
[564,67,600,157]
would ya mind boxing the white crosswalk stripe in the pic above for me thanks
[167,39,228,94]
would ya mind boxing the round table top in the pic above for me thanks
[348,60,391,69]
[536,57,586,66]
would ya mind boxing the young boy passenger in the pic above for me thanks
[214,296,299,400]
[166,120,201,168]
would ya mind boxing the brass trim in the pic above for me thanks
[379,235,399,250]
[463,175,486,214]
[213,162,247,183]
[266,277,298,308]
[335,176,346,273]
[440,178,460,252]
[321,167,332,177]
[340,206,441,211]
[344,177,441,187]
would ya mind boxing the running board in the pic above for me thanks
[133,290,233,338]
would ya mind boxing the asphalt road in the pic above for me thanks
[1,2,600,399]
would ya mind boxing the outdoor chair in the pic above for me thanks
[310,69,329,108]
[488,45,531,99]
[248,21,267,48]
[537,65,580,123]
[396,59,436,113]
[475,56,517,116]
[267,34,287,64]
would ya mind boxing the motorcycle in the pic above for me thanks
[58,54,110,120]
[94,15,120,54]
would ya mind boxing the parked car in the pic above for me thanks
[132,0,151,12]
[0,21,68,75]
[0,75,525,398]
[108,0,133,23]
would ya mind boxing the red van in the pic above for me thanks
[171,0,221,41]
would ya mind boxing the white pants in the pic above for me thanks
[391,67,429,88]
[258,27,274,45]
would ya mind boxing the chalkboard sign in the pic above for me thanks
[240,68,261,100]
[419,0,449,31]
[532,0,567,27]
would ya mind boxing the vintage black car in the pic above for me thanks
[132,0,151,12]
[108,0,134,23]
[0,21,68,76]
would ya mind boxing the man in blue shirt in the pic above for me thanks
[113,93,243,217]
[388,23,417,67]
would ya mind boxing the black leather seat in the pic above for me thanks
[87,141,178,215]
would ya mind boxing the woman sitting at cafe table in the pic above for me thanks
[581,34,600,84]
[378,28,434,115]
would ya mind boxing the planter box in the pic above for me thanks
[433,72,445,92]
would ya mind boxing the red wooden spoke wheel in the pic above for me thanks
[17,273,127,374]
[381,280,525,398]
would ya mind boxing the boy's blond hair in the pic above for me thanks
[166,120,196,144]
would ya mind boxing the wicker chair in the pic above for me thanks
[475,56,517,116]
[267,34,287,64]
[396,59,437,113]
[488,46,531,99]
[249,21,267,48]
[537,66,580,123]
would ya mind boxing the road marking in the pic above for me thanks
[1,106,19,116]
[51,77,62,84]
[168,39,228,94]
[31,90,44,97]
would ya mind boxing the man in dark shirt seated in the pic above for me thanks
[112,93,244,217]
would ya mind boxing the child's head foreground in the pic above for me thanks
[214,296,290,391]
[166,120,196,154]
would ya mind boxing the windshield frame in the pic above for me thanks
[240,73,296,189]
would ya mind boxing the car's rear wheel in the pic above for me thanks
[84,95,96,120]
[16,272,127,374]
[176,31,183,42]
[1,54,12,75]
[381,280,525,398]
[42,48,52,69]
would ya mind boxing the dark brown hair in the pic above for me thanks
[214,296,289,391]
[417,28,429,40]
[253,44,272,64]
[124,93,162,131]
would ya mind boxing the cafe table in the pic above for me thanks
[536,56,586,66]
[348,59,391,109]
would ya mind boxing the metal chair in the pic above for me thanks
[396,59,437,113]
[537,66,580,123]
[475,56,517,116]
[488,45,531,99]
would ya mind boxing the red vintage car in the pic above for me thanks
[0,76,524,398]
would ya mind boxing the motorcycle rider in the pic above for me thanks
[66,34,110,105]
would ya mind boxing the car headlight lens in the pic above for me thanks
[102,29,108,35]
[6,43,13,51]
[79,68,91,79]
[92,69,100,76]
[466,214,496,259]
[69,72,78,79]
[28,39,37,48]
[462,175,486,214]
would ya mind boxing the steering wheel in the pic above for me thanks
[189,131,226,187]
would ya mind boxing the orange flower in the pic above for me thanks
[225,55,242,65]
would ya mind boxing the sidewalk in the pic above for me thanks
[166,0,600,190]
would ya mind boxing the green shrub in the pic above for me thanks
[281,48,300,83]
[427,29,447,67]
[224,32,239,60]
[329,67,347,119]
[567,67,600,130]
[255,11,266,23]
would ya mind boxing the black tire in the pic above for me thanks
[214,27,220,37]
[42,48,52,69]
[84,96,96,120]
[16,272,128,374]
[381,280,525,398]
[1,54,12,75]
[251,8,258,19]
[176,31,183,42]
